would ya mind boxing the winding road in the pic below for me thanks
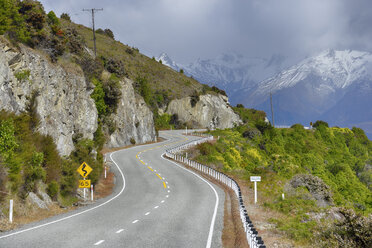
[0,130,225,248]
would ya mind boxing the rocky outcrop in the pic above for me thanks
[26,192,49,209]
[0,38,97,156]
[285,174,333,207]
[166,94,241,129]
[107,78,155,147]
[0,37,156,155]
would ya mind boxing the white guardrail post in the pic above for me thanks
[163,131,265,247]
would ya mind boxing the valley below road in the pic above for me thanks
[0,131,225,248]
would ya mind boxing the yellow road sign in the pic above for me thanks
[79,180,91,188]
[77,162,93,178]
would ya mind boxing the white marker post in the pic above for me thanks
[91,184,94,201]
[250,176,261,204]
[83,177,86,200]
[104,166,107,179]
[9,199,13,223]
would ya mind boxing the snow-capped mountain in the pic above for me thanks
[155,52,286,101]
[155,52,181,72]
[238,49,372,137]
[155,50,372,137]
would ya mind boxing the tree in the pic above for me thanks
[60,12,71,21]
[313,120,329,129]
[47,11,59,25]
[104,28,114,39]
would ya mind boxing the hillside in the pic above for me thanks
[188,107,372,247]
[0,0,239,223]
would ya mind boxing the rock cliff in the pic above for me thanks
[0,37,155,155]
[107,78,155,147]
[0,38,97,156]
[166,94,241,129]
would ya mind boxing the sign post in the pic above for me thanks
[77,162,93,201]
[250,176,261,204]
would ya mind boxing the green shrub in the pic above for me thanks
[60,160,77,196]
[103,74,122,114]
[130,138,136,145]
[313,120,329,128]
[14,69,31,81]
[47,11,59,25]
[0,118,18,160]
[47,180,59,199]
[134,76,152,106]
[91,78,107,117]
[60,13,71,21]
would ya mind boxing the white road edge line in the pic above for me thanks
[0,150,127,239]
[116,229,124,234]
[94,240,105,245]
[161,152,219,248]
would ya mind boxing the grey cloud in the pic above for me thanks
[40,0,372,64]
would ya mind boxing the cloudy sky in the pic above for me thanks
[40,0,372,64]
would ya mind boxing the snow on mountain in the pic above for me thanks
[155,52,181,71]
[155,50,372,137]
[255,49,372,95]
[155,52,287,102]
[237,49,372,137]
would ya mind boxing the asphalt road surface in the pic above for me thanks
[0,130,225,248]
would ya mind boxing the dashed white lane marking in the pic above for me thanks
[154,169,157,172]
[132,220,139,224]
[145,212,150,215]
[161,200,165,203]
[166,181,168,184]
[154,206,159,209]
[166,195,169,198]
[168,190,170,193]
[94,240,105,245]
[116,229,124,234]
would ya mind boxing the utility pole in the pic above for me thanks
[270,92,275,127]
[82,8,103,57]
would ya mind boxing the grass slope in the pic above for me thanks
[191,108,372,247]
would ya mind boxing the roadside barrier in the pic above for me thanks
[164,132,266,248]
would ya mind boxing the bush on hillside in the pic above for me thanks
[47,11,59,25]
[313,120,329,128]
[60,13,71,22]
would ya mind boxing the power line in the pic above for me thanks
[82,8,103,57]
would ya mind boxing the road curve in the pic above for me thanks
[0,130,225,248]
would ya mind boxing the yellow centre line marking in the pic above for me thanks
[133,132,190,190]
